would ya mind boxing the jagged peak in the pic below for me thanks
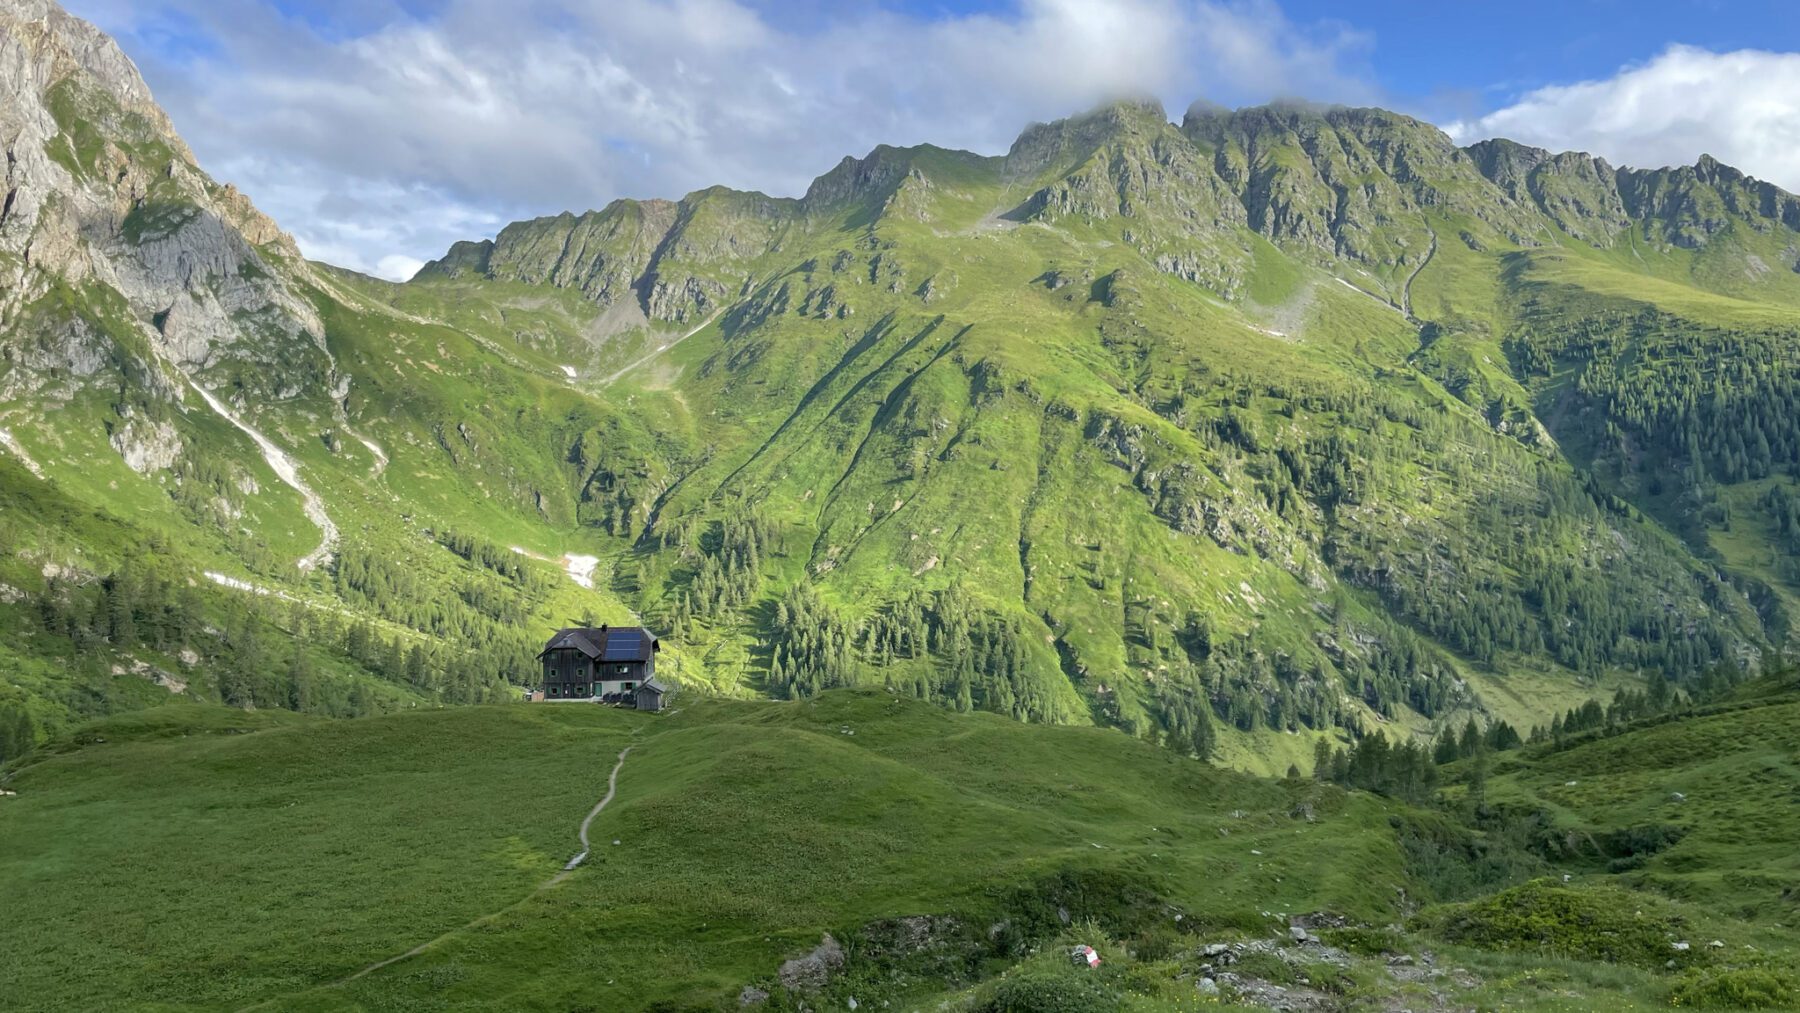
[801,143,992,210]
[1183,99,1455,155]
[2,0,316,371]
[1003,96,1173,179]
[1,0,178,145]
[414,238,493,280]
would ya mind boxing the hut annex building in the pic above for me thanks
[534,625,670,711]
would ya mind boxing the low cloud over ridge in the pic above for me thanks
[1448,45,1800,192]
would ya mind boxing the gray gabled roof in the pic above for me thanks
[538,626,659,661]
[637,676,669,694]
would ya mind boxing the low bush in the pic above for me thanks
[1318,926,1403,957]
[1669,966,1798,1009]
[1414,879,1701,969]
[976,971,1119,1013]
[1230,950,1299,985]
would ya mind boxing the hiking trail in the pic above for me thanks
[236,745,635,1011]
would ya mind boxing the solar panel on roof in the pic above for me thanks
[603,631,642,660]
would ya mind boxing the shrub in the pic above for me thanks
[1597,823,1685,862]
[1127,923,1189,962]
[1231,950,1299,985]
[1414,879,1699,969]
[1319,926,1403,957]
[977,971,1119,1013]
[1669,967,1798,1009]
[1298,961,1356,994]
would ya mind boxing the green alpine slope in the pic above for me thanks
[3,2,1799,774]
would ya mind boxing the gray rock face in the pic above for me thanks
[108,414,181,473]
[420,187,796,323]
[0,0,324,379]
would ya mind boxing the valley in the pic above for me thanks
[3,1,1800,1008]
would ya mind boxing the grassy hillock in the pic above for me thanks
[5,679,1799,1011]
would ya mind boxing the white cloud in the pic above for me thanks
[72,0,1377,274]
[375,254,427,283]
[1447,46,1800,192]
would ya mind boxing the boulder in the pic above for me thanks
[778,934,845,992]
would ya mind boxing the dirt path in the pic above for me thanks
[236,746,635,1011]
[549,745,632,884]
[601,312,720,385]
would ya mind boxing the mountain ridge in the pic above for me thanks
[417,94,1800,313]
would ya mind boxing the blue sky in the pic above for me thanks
[66,0,1800,278]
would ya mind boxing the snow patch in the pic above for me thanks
[563,554,600,589]
[510,546,601,591]
[355,435,389,477]
[560,364,577,379]
[205,571,265,595]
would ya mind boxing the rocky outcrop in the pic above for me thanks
[0,0,324,380]
[416,188,796,323]
[1466,139,1800,251]
[776,933,845,992]
[1184,102,1544,277]
[107,412,181,473]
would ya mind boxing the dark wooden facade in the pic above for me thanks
[634,678,669,712]
[537,626,660,702]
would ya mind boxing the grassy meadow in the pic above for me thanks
[5,680,1800,1011]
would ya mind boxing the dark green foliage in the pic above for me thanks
[1317,926,1405,957]
[331,544,537,690]
[976,972,1118,1013]
[767,583,856,698]
[1318,731,1439,802]
[1596,823,1685,872]
[1669,966,1799,1010]
[1510,309,1800,489]
[766,584,1067,723]
[991,868,1186,947]
[1418,879,1700,969]
[1766,484,1800,556]
[0,700,36,764]
[437,530,551,593]
[1393,810,1546,902]
[666,513,778,622]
